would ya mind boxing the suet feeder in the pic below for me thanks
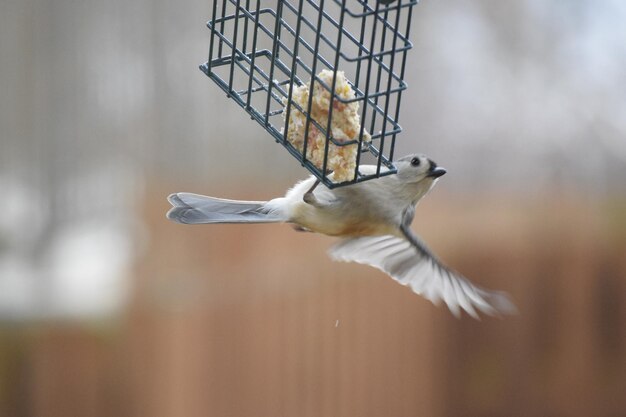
[201,0,418,187]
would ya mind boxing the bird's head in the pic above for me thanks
[395,154,447,185]
[389,154,447,203]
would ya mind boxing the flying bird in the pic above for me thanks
[167,154,515,318]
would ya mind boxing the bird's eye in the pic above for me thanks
[411,157,421,167]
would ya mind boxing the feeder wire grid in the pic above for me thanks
[201,0,419,188]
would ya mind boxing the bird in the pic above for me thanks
[166,153,516,318]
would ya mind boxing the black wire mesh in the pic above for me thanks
[201,0,418,188]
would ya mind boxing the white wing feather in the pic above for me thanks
[328,235,516,318]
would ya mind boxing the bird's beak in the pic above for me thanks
[428,166,447,178]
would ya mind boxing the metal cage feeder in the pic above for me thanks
[201,0,419,188]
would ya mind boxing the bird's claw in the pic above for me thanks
[303,192,337,208]
[303,179,322,207]
[303,191,319,206]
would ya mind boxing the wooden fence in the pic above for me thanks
[2,192,624,417]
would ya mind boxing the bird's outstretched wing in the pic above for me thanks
[328,229,516,318]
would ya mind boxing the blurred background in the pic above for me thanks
[1,0,625,416]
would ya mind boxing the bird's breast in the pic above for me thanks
[289,201,397,238]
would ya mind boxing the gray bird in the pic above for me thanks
[167,154,515,318]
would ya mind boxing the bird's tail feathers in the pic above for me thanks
[167,192,285,225]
